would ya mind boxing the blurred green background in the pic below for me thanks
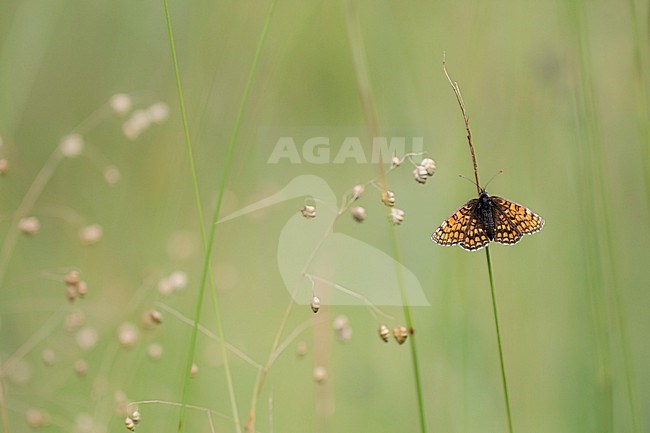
[1,1,649,432]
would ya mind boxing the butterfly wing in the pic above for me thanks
[459,212,490,251]
[491,196,544,237]
[431,199,477,247]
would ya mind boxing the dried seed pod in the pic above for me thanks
[310,296,321,313]
[117,323,138,348]
[389,208,405,225]
[336,326,353,342]
[110,93,132,115]
[313,366,327,383]
[66,284,78,302]
[74,359,88,377]
[350,206,366,223]
[18,216,40,235]
[149,310,162,324]
[0,158,8,175]
[124,417,136,431]
[131,411,141,424]
[301,205,316,219]
[190,363,199,378]
[296,341,308,357]
[391,154,401,167]
[413,165,428,184]
[381,190,396,207]
[378,325,390,342]
[79,224,103,245]
[76,280,88,298]
[393,326,408,345]
[420,158,436,175]
[64,271,80,285]
[147,343,163,360]
[332,315,349,331]
[59,134,84,158]
[351,184,365,200]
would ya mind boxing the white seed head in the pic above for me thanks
[420,158,436,175]
[74,359,88,377]
[104,165,121,185]
[79,224,103,245]
[168,271,188,290]
[351,184,365,200]
[26,409,49,428]
[65,310,86,332]
[129,109,152,132]
[381,190,396,207]
[148,102,169,123]
[147,343,163,360]
[296,341,308,357]
[0,158,8,175]
[301,204,316,219]
[65,271,80,285]
[350,206,366,223]
[110,93,132,115]
[391,154,401,167]
[336,325,353,342]
[66,284,78,302]
[332,315,349,332]
[157,277,174,296]
[124,417,136,431]
[76,327,98,350]
[190,363,199,378]
[378,325,390,342]
[122,120,140,140]
[117,323,138,348]
[131,411,141,424]
[18,216,40,235]
[413,165,428,184]
[76,280,88,298]
[389,208,405,225]
[310,295,321,313]
[149,310,162,324]
[313,366,327,383]
[60,134,84,157]
[42,348,56,366]
[392,326,408,345]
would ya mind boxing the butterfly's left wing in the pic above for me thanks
[491,196,544,236]
[459,213,490,251]
[431,199,476,247]
[491,205,524,245]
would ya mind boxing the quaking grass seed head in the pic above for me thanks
[0,158,8,175]
[393,326,408,344]
[413,165,428,184]
[124,417,136,431]
[310,296,321,313]
[18,216,40,235]
[420,158,436,175]
[381,190,396,207]
[378,325,390,342]
[350,206,366,222]
[301,204,316,219]
[389,208,405,225]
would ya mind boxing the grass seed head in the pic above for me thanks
[350,206,366,222]
[392,326,408,344]
[42,348,56,366]
[190,363,199,378]
[301,204,316,219]
[389,208,405,225]
[59,134,84,157]
[381,191,396,207]
[79,224,103,245]
[148,102,169,123]
[0,158,8,175]
[26,409,49,428]
[413,165,428,184]
[149,310,162,324]
[147,343,163,360]
[124,417,136,431]
[351,184,365,200]
[74,359,88,377]
[18,216,40,235]
[296,341,308,357]
[378,325,390,342]
[110,93,132,115]
[420,158,436,175]
[117,323,138,348]
[313,366,327,383]
[310,296,321,313]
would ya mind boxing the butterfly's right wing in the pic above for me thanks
[491,196,545,235]
[431,199,477,247]
[459,211,490,251]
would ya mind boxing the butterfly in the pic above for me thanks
[431,189,544,251]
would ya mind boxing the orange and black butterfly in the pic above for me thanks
[431,188,544,251]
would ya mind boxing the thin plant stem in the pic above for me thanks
[345,2,427,432]
[485,246,514,433]
[443,57,514,433]
[164,0,277,431]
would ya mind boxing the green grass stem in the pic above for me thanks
[484,247,513,433]
[163,1,277,431]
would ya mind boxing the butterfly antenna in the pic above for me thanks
[483,170,504,189]
[458,174,479,188]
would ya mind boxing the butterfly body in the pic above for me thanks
[431,189,544,251]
